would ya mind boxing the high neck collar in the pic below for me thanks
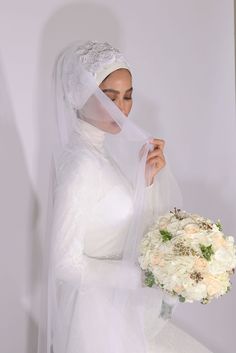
[74,118,106,150]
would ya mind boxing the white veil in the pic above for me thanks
[37,41,182,353]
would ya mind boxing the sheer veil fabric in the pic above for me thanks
[37,41,182,353]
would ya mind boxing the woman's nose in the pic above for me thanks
[115,99,127,116]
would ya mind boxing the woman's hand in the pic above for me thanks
[146,139,166,185]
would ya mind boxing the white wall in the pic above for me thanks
[0,1,235,352]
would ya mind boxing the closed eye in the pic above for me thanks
[104,93,116,101]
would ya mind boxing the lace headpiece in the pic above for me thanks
[60,41,131,111]
[75,40,130,85]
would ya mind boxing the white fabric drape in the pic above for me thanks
[37,41,182,353]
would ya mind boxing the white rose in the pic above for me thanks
[158,216,170,229]
[203,274,226,297]
[208,260,227,275]
[184,283,207,301]
[180,217,195,228]
[215,248,235,267]
[166,221,179,234]
[184,224,200,235]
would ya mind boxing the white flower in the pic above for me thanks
[166,221,179,234]
[138,209,236,303]
[184,223,200,235]
[158,216,170,229]
[183,283,207,301]
[215,248,234,264]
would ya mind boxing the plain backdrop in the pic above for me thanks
[0,1,235,352]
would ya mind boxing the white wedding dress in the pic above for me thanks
[52,118,212,353]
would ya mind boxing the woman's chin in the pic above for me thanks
[108,122,122,134]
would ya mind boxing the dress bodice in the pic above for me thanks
[54,119,138,276]
[83,176,134,259]
[74,119,134,258]
[54,118,153,282]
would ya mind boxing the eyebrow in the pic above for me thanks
[102,87,133,94]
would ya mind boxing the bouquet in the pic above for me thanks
[139,208,236,304]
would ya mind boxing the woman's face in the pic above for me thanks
[99,68,133,117]
[79,68,133,134]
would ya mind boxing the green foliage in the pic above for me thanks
[215,221,223,231]
[145,271,155,287]
[200,244,214,261]
[160,229,172,242]
[178,295,186,302]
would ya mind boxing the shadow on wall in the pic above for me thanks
[36,1,124,218]
[35,2,123,352]
[0,57,40,353]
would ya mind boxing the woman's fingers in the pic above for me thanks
[147,157,166,172]
[147,139,165,158]
[147,155,165,165]
[145,138,166,184]
[147,148,164,161]
[150,138,165,150]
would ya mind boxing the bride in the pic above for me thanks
[38,40,212,353]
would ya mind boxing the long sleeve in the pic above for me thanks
[51,151,101,284]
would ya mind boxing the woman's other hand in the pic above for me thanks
[146,139,166,185]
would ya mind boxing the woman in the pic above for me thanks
[38,41,212,353]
